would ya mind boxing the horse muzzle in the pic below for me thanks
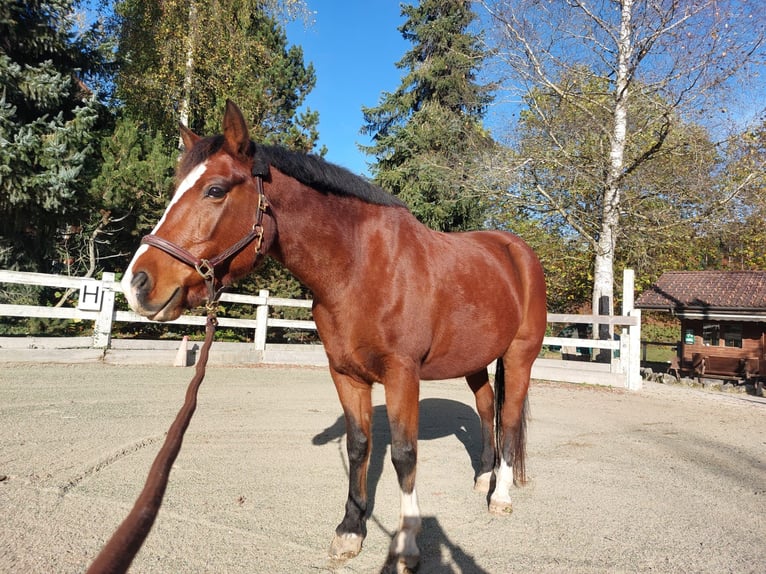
[121,261,191,322]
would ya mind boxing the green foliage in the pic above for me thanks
[700,117,766,270]
[113,0,320,151]
[641,317,680,345]
[92,117,175,213]
[0,0,110,271]
[89,115,177,253]
[362,0,494,232]
[504,68,733,307]
[640,314,681,363]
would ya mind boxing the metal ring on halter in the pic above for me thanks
[194,259,215,282]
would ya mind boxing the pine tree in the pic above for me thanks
[0,0,107,271]
[89,115,177,241]
[361,0,494,232]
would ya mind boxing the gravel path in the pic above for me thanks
[1,364,764,573]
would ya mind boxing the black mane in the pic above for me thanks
[255,144,407,208]
[180,135,406,209]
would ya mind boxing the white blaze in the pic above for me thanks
[121,161,208,307]
[151,161,209,235]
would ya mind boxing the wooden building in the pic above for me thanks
[636,271,766,387]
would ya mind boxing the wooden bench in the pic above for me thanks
[691,353,757,381]
[669,353,764,396]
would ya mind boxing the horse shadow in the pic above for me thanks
[313,398,489,573]
[414,515,490,574]
[312,398,484,503]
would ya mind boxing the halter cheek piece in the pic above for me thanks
[140,171,269,307]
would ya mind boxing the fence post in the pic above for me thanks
[628,309,642,390]
[254,289,269,351]
[93,272,116,349]
[622,269,642,390]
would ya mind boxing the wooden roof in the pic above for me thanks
[636,271,766,312]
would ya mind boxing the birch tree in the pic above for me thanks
[482,0,765,321]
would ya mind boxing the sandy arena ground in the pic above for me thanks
[0,364,764,573]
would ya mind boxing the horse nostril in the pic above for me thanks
[131,271,151,296]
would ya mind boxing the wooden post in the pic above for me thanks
[254,289,269,351]
[622,269,642,390]
[629,309,642,390]
[93,272,116,349]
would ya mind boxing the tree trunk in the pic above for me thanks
[592,0,633,358]
[178,0,198,148]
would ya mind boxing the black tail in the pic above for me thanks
[493,356,505,470]
[493,357,529,485]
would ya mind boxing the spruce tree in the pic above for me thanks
[0,0,106,271]
[361,0,494,232]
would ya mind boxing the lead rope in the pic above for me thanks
[86,292,220,574]
[87,173,268,573]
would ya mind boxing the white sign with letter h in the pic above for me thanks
[78,280,104,311]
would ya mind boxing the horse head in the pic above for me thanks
[121,100,272,321]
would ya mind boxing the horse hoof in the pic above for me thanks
[474,472,493,494]
[489,499,513,515]
[330,532,363,559]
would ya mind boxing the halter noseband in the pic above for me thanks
[140,174,269,306]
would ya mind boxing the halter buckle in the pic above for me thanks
[195,259,215,281]
[259,194,269,212]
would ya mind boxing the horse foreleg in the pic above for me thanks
[382,365,421,574]
[329,370,373,560]
[466,369,496,493]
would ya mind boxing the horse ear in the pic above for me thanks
[222,99,251,158]
[179,123,200,151]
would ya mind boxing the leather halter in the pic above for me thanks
[140,174,269,305]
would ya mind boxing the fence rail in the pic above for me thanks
[0,269,642,389]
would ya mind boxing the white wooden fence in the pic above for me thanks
[0,269,641,389]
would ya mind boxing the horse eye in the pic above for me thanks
[205,185,228,199]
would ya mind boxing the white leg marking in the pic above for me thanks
[489,458,514,513]
[474,470,493,493]
[391,487,421,564]
[399,488,420,528]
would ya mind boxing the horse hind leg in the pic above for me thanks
[466,368,496,493]
[489,342,535,515]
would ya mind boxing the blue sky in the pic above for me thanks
[285,3,409,176]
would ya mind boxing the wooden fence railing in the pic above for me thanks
[0,270,313,349]
[0,269,642,389]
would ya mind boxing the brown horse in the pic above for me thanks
[121,101,547,572]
